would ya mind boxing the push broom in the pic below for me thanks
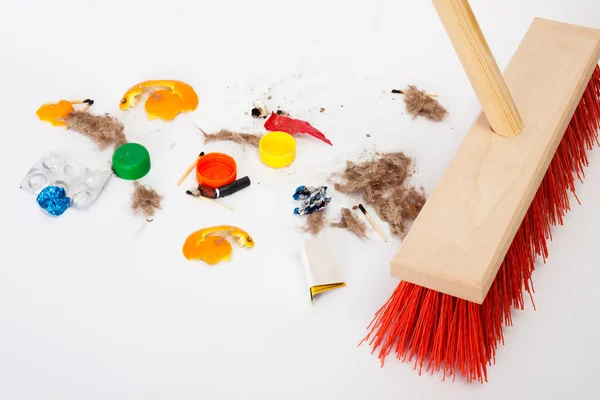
[363,0,600,383]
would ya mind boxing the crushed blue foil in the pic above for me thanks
[36,186,71,216]
[293,185,331,215]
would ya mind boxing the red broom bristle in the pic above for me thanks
[362,65,600,383]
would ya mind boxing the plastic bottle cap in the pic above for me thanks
[112,143,151,180]
[195,152,237,188]
[259,131,296,168]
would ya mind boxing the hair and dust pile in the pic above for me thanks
[201,129,262,148]
[330,208,367,239]
[303,209,326,236]
[66,111,128,150]
[333,152,426,237]
[131,182,163,219]
[397,85,447,122]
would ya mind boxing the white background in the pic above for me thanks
[2,0,600,399]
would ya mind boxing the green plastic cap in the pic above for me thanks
[112,143,151,180]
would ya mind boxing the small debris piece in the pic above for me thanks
[331,208,367,238]
[264,112,332,146]
[268,95,273,100]
[391,89,403,94]
[398,85,447,122]
[251,101,269,118]
[66,111,127,150]
[276,110,291,117]
[333,152,426,236]
[366,133,371,137]
[320,108,325,113]
[304,210,326,236]
[293,186,331,215]
[131,182,163,218]
[202,129,261,147]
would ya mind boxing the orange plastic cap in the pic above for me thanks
[195,152,237,188]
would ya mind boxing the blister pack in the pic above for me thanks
[19,152,112,208]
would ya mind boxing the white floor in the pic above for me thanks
[2,1,600,399]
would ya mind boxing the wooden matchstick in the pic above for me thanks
[177,152,205,186]
[81,100,93,112]
[68,99,94,106]
[186,190,232,212]
[358,204,388,242]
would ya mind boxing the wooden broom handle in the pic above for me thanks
[432,0,523,137]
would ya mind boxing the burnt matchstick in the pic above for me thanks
[62,99,94,129]
[391,89,438,97]
[80,99,94,112]
[67,99,94,111]
[68,99,94,105]
[177,152,205,186]
[186,189,232,212]
[357,204,388,242]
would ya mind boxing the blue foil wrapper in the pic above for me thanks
[36,186,71,216]
[293,185,331,215]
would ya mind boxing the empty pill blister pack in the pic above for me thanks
[20,152,113,208]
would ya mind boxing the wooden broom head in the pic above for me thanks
[392,18,600,304]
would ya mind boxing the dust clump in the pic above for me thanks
[202,129,261,148]
[333,152,426,236]
[131,182,163,218]
[396,86,447,122]
[303,210,326,236]
[66,111,127,150]
[330,208,367,239]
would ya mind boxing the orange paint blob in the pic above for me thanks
[145,90,184,121]
[120,80,198,121]
[36,100,75,126]
[182,225,254,265]
[183,233,233,265]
